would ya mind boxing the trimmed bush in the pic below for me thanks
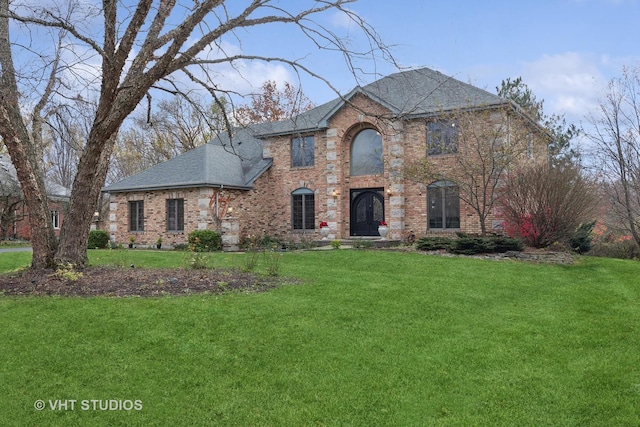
[450,237,495,255]
[87,230,110,249]
[490,236,524,253]
[416,235,523,255]
[415,237,455,251]
[187,230,222,252]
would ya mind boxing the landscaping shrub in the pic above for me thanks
[590,239,640,260]
[569,221,596,254]
[416,235,523,255]
[490,236,524,253]
[415,236,455,251]
[259,235,281,250]
[240,235,282,251]
[187,230,221,252]
[87,230,110,249]
[185,251,211,269]
[450,237,495,255]
[497,163,598,248]
[263,250,282,276]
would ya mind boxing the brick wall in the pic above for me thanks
[107,97,548,246]
[10,198,67,240]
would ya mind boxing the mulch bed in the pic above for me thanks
[0,266,293,297]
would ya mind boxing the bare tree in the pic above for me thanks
[108,95,229,182]
[0,159,24,239]
[147,96,226,153]
[0,0,392,267]
[588,64,640,248]
[497,162,598,248]
[44,107,89,189]
[0,1,65,266]
[235,80,314,125]
[403,106,539,236]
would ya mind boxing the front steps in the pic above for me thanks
[315,237,401,249]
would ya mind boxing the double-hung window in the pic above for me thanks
[427,120,458,155]
[51,210,60,229]
[428,181,460,230]
[166,199,184,232]
[129,201,144,232]
[291,188,315,230]
[291,136,314,167]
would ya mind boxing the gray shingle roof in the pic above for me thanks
[359,67,507,117]
[0,155,71,200]
[103,128,272,193]
[103,67,510,193]
[252,67,508,137]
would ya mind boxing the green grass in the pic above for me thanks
[1,249,639,426]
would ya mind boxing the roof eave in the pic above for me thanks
[102,182,253,194]
[253,125,326,139]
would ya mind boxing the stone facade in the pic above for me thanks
[107,93,547,249]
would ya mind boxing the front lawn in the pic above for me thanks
[0,249,639,426]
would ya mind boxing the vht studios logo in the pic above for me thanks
[34,399,143,411]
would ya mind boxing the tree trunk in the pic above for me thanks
[1,133,57,268]
[0,0,57,267]
[55,132,115,266]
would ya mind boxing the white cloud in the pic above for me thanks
[330,9,355,30]
[187,39,295,96]
[520,52,606,120]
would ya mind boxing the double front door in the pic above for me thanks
[350,189,384,236]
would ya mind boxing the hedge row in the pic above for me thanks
[415,235,524,255]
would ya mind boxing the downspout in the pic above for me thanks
[216,184,224,219]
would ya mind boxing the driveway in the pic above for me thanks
[0,247,32,253]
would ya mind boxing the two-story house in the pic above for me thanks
[103,67,548,249]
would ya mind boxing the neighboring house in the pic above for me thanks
[0,154,70,240]
[103,68,548,249]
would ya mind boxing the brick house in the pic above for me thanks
[103,68,548,249]
[0,154,70,240]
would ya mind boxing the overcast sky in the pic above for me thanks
[240,0,638,132]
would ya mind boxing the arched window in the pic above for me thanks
[350,128,383,176]
[291,188,315,230]
[428,181,460,229]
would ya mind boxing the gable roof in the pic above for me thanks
[103,67,514,194]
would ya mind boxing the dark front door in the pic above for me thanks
[350,189,384,236]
